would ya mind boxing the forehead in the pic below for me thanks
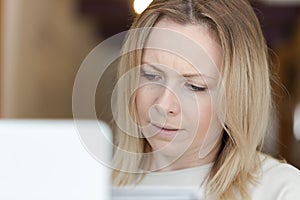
[143,49,199,75]
[142,18,222,75]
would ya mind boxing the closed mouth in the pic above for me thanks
[152,123,180,131]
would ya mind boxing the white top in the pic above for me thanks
[138,155,300,199]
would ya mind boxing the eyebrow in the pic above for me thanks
[142,62,216,80]
[142,63,164,73]
[183,73,216,80]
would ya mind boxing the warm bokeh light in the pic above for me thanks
[133,0,153,14]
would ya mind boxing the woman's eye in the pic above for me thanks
[185,83,207,92]
[141,71,162,81]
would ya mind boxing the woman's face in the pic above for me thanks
[135,18,224,170]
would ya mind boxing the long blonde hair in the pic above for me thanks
[112,0,272,199]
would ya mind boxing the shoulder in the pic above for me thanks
[260,154,300,181]
[251,154,300,200]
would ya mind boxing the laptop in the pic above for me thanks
[0,119,112,200]
[0,119,203,200]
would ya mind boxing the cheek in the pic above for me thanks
[135,88,152,125]
[192,95,223,155]
[185,95,212,125]
[198,101,213,128]
[184,95,213,140]
[195,102,212,137]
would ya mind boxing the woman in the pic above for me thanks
[111,0,300,199]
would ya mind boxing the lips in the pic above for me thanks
[152,123,179,130]
[151,123,181,137]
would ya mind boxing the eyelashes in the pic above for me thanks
[140,70,162,82]
[185,83,207,92]
[140,69,207,93]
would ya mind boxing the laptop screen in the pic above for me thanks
[0,119,112,200]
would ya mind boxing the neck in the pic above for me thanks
[148,140,221,172]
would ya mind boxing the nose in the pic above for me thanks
[154,87,180,116]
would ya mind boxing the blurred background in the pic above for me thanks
[0,0,299,168]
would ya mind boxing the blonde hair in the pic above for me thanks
[112,0,272,199]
